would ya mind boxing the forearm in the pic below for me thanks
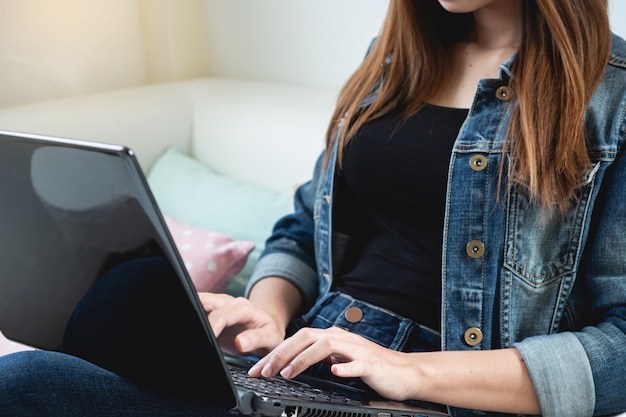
[413,348,540,415]
[247,277,304,333]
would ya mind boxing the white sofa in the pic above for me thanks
[0,77,338,355]
[0,77,337,194]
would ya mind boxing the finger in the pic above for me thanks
[249,327,336,377]
[279,341,336,379]
[219,328,273,357]
[331,360,367,379]
[207,297,285,356]
[206,297,256,336]
[234,327,280,355]
[197,292,234,313]
[255,328,348,379]
[248,337,306,378]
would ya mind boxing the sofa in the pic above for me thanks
[0,76,338,355]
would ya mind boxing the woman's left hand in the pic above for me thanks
[248,326,543,414]
[248,326,419,402]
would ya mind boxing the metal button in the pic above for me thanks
[469,154,487,171]
[345,306,364,323]
[464,327,483,346]
[495,85,512,101]
[466,240,485,259]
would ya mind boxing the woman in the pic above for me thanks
[203,1,626,416]
[1,1,625,417]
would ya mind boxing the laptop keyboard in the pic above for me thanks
[228,363,363,405]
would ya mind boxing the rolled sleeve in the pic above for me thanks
[514,332,595,417]
[245,252,318,308]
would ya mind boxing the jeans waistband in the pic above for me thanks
[297,292,440,352]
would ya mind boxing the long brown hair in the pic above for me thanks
[326,0,611,211]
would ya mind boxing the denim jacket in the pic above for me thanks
[248,34,626,417]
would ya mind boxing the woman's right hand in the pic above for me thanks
[198,292,286,357]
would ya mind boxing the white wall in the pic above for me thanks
[206,0,625,91]
[0,0,623,108]
[0,0,210,108]
[0,0,146,108]
[609,0,626,39]
[206,0,389,91]
[138,0,211,83]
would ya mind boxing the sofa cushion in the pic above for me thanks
[189,78,331,194]
[147,147,293,296]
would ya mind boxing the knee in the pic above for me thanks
[0,350,44,386]
[0,351,56,412]
[0,350,119,415]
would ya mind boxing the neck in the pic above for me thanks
[470,0,522,51]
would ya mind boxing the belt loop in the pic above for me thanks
[300,292,341,323]
[390,319,416,351]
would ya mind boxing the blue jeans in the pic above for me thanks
[298,291,441,352]
[0,257,236,416]
[289,291,444,406]
[0,350,233,417]
[0,258,442,416]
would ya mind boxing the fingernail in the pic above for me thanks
[261,364,274,378]
[280,365,294,379]
[248,363,260,375]
[236,336,249,352]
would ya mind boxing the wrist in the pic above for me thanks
[407,352,438,400]
[247,276,303,332]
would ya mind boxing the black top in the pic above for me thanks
[332,105,468,331]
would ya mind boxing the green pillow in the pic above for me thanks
[147,147,293,296]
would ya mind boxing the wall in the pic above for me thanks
[0,0,146,107]
[609,0,626,39]
[0,0,210,108]
[137,0,211,83]
[208,0,626,90]
[0,0,387,107]
[205,0,388,91]
[0,0,623,108]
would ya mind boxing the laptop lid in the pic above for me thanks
[0,130,448,417]
[0,130,238,408]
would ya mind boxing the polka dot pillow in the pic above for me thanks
[164,215,254,293]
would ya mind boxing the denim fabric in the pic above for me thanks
[297,292,441,353]
[249,34,626,417]
[0,257,240,416]
[289,292,448,415]
[0,351,235,417]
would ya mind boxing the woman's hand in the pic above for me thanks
[198,276,304,357]
[198,292,286,357]
[248,326,419,402]
[247,326,541,414]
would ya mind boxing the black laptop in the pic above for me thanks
[0,130,449,417]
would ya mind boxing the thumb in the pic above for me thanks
[235,327,282,356]
[331,360,367,379]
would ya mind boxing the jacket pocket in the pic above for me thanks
[504,163,600,288]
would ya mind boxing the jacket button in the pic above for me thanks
[495,85,512,101]
[466,240,485,258]
[464,327,483,346]
[345,306,364,323]
[469,154,487,171]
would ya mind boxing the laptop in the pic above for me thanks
[0,130,449,417]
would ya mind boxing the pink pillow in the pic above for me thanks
[164,215,254,293]
[0,330,33,356]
